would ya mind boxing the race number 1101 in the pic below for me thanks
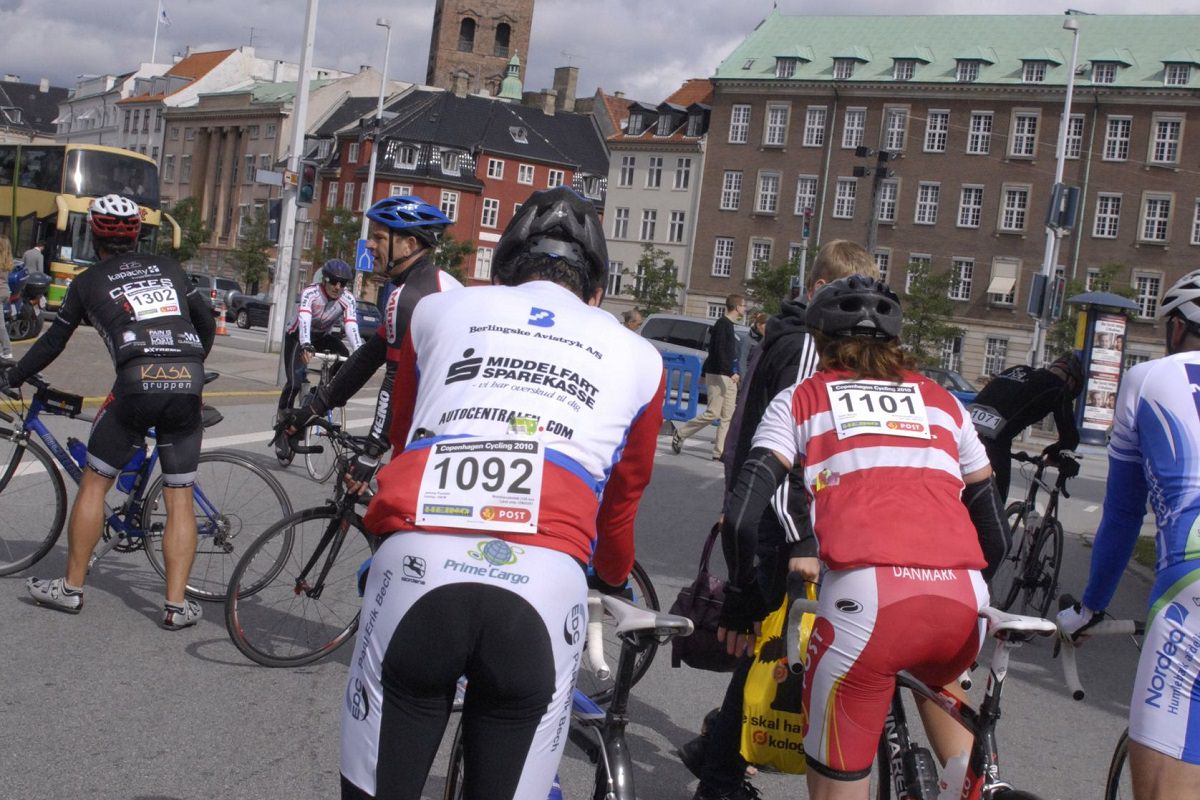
[835,391,916,415]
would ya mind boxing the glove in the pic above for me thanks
[348,440,385,486]
[1058,456,1081,480]
[718,583,771,634]
[301,343,316,356]
[587,571,628,597]
[1056,602,1100,642]
[0,364,11,394]
[277,405,318,435]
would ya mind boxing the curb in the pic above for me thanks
[3,388,281,410]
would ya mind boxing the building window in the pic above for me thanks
[924,110,949,153]
[905,255,931,294]
[487,158,504,179]
[178,155,191,183]
[1093,62,1117,84]
[834,178,857,219]
[517,163,534,184]
[259,154,271,170]
[1010,112,1038,157]
[343,182,355,209]
[877,180,898,224]
[458,17,476,52]
[956,60,980,83]
[874,250,890,283]
[893,59,916,81]
[686,113,703,137]
[640,209,657,241]
[754,172,780,214]
[1192,200,1200,246]
[509,126,528,144]
[748,240,772,278]
[474,247,493,280]
[247,124,259,139]
[794,175,817,216]
[802,106,826,147]
[949,258,973,301]
[607,261,624,296]
[984,338,1009,376]
[169,124,178,140]
[266,124,277,139]
[163,155,175,183]
[347,142,360,163]
[440,190,459,221]
[153,111,161,132]
[707,302,725,320]
[397,144,419,168]
[1093,194,1122,238]
[1165,64,1192,86]
[184,126,194,141]
[674,157,692,190]
[1086,267,1109,292]
[1022,61,1048,83]
[958,186,983,228]
[884,108,907,151]
[713,237,734,277]
[645,157,662,188]
[629,113,645,136]
[776,57,798,79]
[842,108,865,149]
[612,207,629,239]
[914,182,940,225]
[547,169,565,188]
[151,146,159,161]
[941,336,963,371]
[1125,352,1151,370]
[1000,186,1029,232]
[967,112,993,155]
[389,183,413,196]
[481,198,500,228]
[437,150,459,176]
[1139,194,1172,243]
[668,210,686,243]
[1104,117,1132,161]
[1134,274,1162,318]
[988,259,1019,305]
[1064,114,1085,159]
[720,171,742,211]
[494,22,511,57]
[1151,115,1183,165]
[244,154,254,182]
[833,59,856,80]
[617,155,635,187]
[729,104,751,144]
[765,103,790,146]
[327,182,338,208]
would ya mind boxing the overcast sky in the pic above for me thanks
[4,0,1198,102]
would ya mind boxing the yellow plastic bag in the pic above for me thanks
[738,584,816,773]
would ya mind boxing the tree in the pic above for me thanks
[313,207,360,265]
[230,206,273,292]
[433,232,474,283]
[1047,262,1138,356]
[627,244,682,314]
[900,260,964,367]
[158,196,210,264]
[746,252,806,315]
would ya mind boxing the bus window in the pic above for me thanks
[17,148,65,192]
[0,145,15,185]
[65,149,160,209]
[63,211,97,266]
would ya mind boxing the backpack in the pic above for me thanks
[669,523,740,672]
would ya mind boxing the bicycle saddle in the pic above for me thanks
[979,606,1057,641]
[601,595,694,638]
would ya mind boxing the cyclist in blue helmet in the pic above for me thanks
[276,195,462,483]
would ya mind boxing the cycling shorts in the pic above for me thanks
[1129,561,1200,763]
[340,531,587,800]
[802,566,987,778]
[88,390,203,487]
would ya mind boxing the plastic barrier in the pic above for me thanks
[661,352,702,422]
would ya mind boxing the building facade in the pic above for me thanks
[425,0,534,94]
[53,66,169,147]
[0,77,68,144]
[692,12,1200,382]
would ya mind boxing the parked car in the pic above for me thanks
[186,272,243,315]
[638,313,753,403]
[920,366,979,405]
[229,292,382,341]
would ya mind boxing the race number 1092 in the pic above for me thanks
[429,456,534,495]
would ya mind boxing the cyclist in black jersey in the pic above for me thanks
[0,194,215,628]
[276,196,460,486]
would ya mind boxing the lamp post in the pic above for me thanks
[1029,16,1081,368]
[354,17,392,300]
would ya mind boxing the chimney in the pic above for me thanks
[541,89,556,116]
[552,66,578,113]
[451,72,469,98]
[613,91,625,99]
[2,74,20,83]
[38,78,49,92]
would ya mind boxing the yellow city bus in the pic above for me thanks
[0,143,180,307]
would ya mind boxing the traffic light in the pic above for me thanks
[297,161,318,207]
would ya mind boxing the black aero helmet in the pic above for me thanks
[1049,351,1084,389]
[492,187,608,292]
[806,274,903,340]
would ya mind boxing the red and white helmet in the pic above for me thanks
[88,194,141,241]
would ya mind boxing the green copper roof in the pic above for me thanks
[714,12,1200,88]
[206,79,337,103]
[499,54,523,100]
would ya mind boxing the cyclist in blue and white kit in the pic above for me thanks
[1059,269,1200,797]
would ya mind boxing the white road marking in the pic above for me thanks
[201,416,372,450]
[1085,504,1099,513]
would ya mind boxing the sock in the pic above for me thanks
[62,580,83,594]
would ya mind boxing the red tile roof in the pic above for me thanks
[116,49,235,104]
[665,79,713,107]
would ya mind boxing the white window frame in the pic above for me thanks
[949,257,973,301]
[1134,273,1162,319]
[833,59,855,80]
[941,335,963,371]
[967,112,993,155]
[956,60,980,83]
[720,171,742,211]
[1103,117,1132,161]
[884,108,908,151]
[833,178,857,219]
[1063,114,1085,160]
[440,190,459,221]
[802,106,826,148]
[905,255,931,294]
[343,182,355,209]
[877,179,898,224]
[1138,193,1173,243]
[794,175,817,216]
[712,237,734,277]
[1009,111,1039,157]
[639,208,657,241]
[487,158,504,179]
[668,210,686,243]
[606,261,624,296]
[958,185,983,229]
[645,157,663,189]
[1192,199,1200,246]
[547,168,565,188]
[347,142,360,163]
[1000,185,1030,232]
[1092,194,1122,239]
[764,103,791,147]
[674,157,692,190]
[1149,114,1184,165]
[729,104,751,144]
[480,197,500,228]
[327,182,338,207]
[612,207,629,239]
[893,60,916,81]
[914,181,940,225]
[474,247,494,280]
[1093,62,1117,84]
[707,302,725,320]
[517,163,535,184]
[1022,61,1048,83]
[984,337,1009,376]
[874,249,891,283]
[397,144,419,168]
[618,155,635,187]
[842,108,866,149]
[389,183,413,197]
[756,171,781,214]
[988,258,1019,305]
[1165,64,1192,87]
[748,239,772,279]
[776,58,798,79]
[924,110,949,153]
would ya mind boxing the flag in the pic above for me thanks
[159,5,172,27]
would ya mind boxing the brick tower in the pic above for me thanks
[425,0,534,95]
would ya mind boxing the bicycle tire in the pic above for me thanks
[304,405,346,483]
[442,720,466,800]
[575,560,660,705]
[989,791,1045,799]
[225,505,375,667]
[1104,729,1132,800]
[0,436,68,576]
[142,450,292,601]
[1015,518,1063,619]
[989,501,1029,611]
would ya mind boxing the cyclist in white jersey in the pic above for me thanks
[1059,269,1200,797]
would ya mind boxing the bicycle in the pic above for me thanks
[442,590,694,800]
[300,351,348,483]
[0,372,292,600]
[785,595,1058,800]
[989,450,1079,619]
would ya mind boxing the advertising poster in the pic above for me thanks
[1081,312,1126,433]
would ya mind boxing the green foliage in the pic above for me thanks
[1047,262,1137,356]
[627,244,682,314]
[433,232,474,283]
[746,252,805,315]
[231,206,273,290]
[313,207,361,265]
[159,196,210,264]
[901,260,964,367]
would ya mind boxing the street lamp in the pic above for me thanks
[355,16,393,298]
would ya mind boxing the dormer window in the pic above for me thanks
[776,57,798,79]
[441,150,461,176]
[397,144,418,168]
[509,126,528,144]
[686,113,703,137]
[956,60,980,83]
[627,113,643,136]
[742,58,755,70]
[1092,62,1118,84]
[1022,61,1048,83]
[656,114,673,136]
[893,60,916,81]
[1165,63,1192,86]
[833,59,855,80]
[2,107,22,125]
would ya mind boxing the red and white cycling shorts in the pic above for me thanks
[802,566,988,777]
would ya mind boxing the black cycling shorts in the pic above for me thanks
[88,391,203,488]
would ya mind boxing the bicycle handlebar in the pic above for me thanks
[585,592,610,680]
[1056,593,1145,701]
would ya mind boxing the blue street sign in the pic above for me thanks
[355,238,373,272]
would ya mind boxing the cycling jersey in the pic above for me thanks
[287,282,363,352]
[968,364,1079,444]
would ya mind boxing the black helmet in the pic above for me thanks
[493,187,608,291]
[1049,351,1084,390]
[806,274,902,340]
[322,259,353,283]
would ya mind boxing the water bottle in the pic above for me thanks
[1024,509,1042,534]
[546,775,563,800]
[66,436,87,469]
[938,750,970,800]
[117,446,147,494]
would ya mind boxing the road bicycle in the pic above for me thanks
[301,351,347,483]
[785,595,1057,800]
[0,372,292,600]
[989,450,1079,619]
[442,590,694,800]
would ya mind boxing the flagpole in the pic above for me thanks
[152,0,162,62]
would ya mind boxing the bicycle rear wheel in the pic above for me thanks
[304,406,346,483]
[225,505,375,667]
[575,560,660,705]
[442,720,466,800]
[1104,729,1132,800]
[1015,519,1063,619]
[142,450,291,601]
[988,501,1028,611]
[0,437,67,576]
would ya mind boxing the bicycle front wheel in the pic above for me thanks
[442,719,466,800]
[304,406,346,483]
[988,501,1029,611]
[225,506,375,667]
[575,560,660,705]
[1104,729,1132,800]
[1015,518,1063,619]
[142,450,292,601]
[0,437,67,576]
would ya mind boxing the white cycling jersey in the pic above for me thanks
[287,283,362,351]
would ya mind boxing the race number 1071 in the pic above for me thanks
[429,456,534,495]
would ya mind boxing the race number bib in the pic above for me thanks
[825,380,931,440]
[967,404,1006,439]
[125,284,180,322]
[416,439,544,534]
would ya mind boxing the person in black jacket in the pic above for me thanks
[968,352,1084,501]
[673,294,745,460]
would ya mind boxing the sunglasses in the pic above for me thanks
[325,278,348,287]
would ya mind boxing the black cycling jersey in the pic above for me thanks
[970,365,1079,446]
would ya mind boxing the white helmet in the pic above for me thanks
[1158,269,1200,326]
[88,194,142,241]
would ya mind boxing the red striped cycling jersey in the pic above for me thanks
[363,281,666,585]
[752,368,990,571]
